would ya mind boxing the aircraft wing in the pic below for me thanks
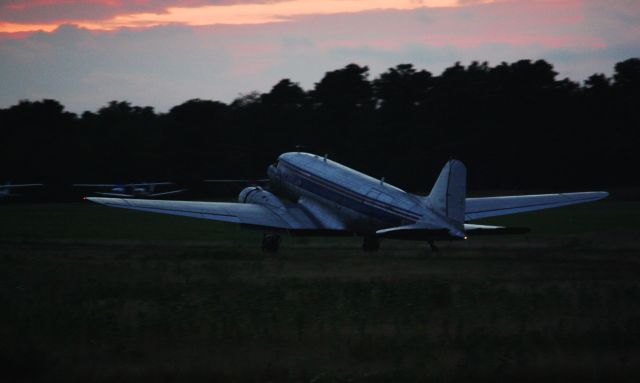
[94,192,135,197]
[86,197,326,231]
[148,189,188,197]
[127,182,173,186]
[205,179,270,188]
[4,183,43,188]
[73,183,119,187]
[205,179,269,183]
[73,182,174,187]
[465,191,608,221]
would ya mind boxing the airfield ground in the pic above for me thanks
[1,201,639,382]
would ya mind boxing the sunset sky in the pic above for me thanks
[1,0,639,112]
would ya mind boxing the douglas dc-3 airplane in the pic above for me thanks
[87,152,608,252]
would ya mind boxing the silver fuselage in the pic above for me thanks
[269,152,427,233]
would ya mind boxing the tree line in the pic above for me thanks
[1,58,639,194]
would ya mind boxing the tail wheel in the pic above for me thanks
[362,236,380,252]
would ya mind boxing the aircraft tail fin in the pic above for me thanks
[426,159,466,228]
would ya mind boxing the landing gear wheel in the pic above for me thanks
[261,234,281,253]
[362,236,380,252]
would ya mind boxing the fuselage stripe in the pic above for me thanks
[278,159,421,221]
[280,161,421,219]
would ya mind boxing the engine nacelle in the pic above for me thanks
[238,187,286,209]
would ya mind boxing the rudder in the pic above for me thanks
[426,160,467,227]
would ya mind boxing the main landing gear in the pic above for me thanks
[261,233,281,253]
[362,236,380,252]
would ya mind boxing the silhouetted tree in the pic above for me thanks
[0,99,78,182]
[261,79,307,110]
[374,64,433,113]
[309,64,374,162]
[585,73,611,93]
[312,63,373,112]
[255,79,312,155]
[2,57,639,197]
[613,58,640,89]
[164,99,234,179]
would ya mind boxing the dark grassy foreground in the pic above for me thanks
[1,201,640,382]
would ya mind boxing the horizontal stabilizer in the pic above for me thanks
[376,223,530,240]
[464,224,530,236]
[465,191,608,220]
[376,223,463,240]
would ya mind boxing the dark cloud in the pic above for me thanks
[0,23,232,112]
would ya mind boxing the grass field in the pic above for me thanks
[1,201,639,382]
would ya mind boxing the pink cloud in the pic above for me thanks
[1,0,482,32]
[1,0,638,112]
[0,1,285,23]
[285,0,603,50]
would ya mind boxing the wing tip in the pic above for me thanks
[577,191,609,201]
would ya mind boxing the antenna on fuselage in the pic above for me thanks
[323,153,328,162]
[293,144,307,153]
[380,177,385,185]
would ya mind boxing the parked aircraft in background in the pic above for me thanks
[74,182,187,198]
[205,179,269,184]
[87,152,608,252]
[0,182,43,198]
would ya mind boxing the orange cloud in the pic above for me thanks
[0,0,496,33]
[0,21,58,33]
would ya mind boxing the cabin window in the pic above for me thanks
[367,189,393,204]
[367,190,380,200]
